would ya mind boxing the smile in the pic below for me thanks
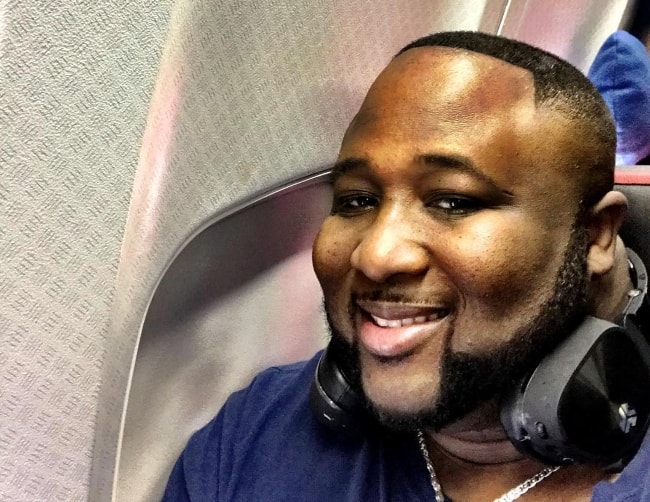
[369,312,447,328]
[355,300,451,358]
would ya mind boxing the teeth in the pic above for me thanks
[370,312,445,328]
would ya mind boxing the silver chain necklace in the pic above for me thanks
[416,430,561,502]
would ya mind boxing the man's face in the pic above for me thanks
[312,47,590,429]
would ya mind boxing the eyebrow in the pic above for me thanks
[418,153,502,189]
[331,157,368,180]
[331,153,510,196]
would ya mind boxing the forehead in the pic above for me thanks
[345,47,536,144]
[339,47,575,195]
[372,47,533,107]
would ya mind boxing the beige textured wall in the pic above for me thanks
[0,2,173,500]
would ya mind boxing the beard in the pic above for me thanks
[325,216,590,432]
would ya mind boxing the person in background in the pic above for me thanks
[589,30,650,166]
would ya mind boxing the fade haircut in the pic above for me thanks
[398,31,616,207]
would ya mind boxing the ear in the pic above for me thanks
[586,190,628,277]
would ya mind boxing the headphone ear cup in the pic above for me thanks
[500,316,650,466]
[309,348,369,435]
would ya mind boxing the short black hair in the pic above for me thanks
[398,31,616,206]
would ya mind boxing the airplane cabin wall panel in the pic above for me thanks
[0,2,174,501]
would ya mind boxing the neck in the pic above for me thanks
[428,400,522,464]
[422,404,556,501]
[422,401,610,501]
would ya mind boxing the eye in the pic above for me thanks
[427,195,484,216]
[331,192,378,216]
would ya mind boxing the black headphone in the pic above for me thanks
[309,248,650,467]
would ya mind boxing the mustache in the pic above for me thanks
[348,291,448,321]
[352,290,435,304]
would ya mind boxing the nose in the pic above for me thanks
[350,207,429,283]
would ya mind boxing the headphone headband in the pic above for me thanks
[620,248,649,332]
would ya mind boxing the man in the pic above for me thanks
[163,32,650,501]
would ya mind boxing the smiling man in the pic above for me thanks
[163,32,650,501]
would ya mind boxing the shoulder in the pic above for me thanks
[163,350,434,501]
[163,353,325,500]
[221,352,320,426]
[191,351,321,451]
[592,432,650,501]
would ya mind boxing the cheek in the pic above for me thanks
[312,219,354,294]
[441,218,567,351]
[312,219,360,338]
[442,217,562,302]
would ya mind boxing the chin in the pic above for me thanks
[370,400,436,432]
[362,378,440,431]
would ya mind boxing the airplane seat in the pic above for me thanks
[116,173,333,502]
[590,29,650,270]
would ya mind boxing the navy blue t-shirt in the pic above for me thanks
[162,353,650,501]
